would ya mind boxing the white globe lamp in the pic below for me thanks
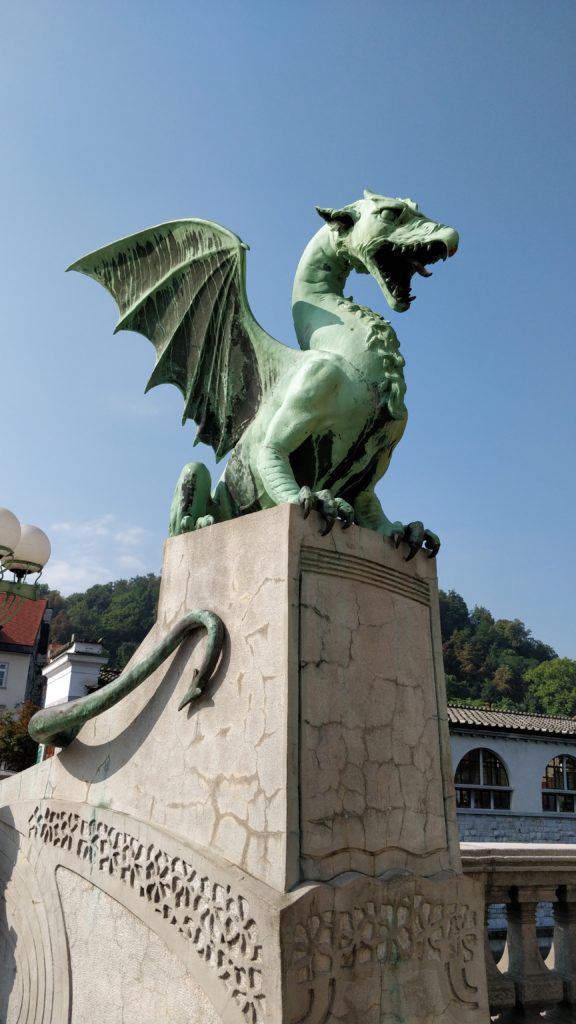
[0,507,22,563]
[10,525,52,578]
[0,509,51,624]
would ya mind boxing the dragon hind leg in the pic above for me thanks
[168,462,238,535]
[169,462,212,536]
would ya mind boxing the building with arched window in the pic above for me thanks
[541,753,576,812]
[454,747,511,810]
[448,706,576,844]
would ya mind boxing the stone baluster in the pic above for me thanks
[504,884,564,1014]
[481,879,516,1014]
[553,884,576,1006]
[482,918,515,1013]
[461,846,576,1021]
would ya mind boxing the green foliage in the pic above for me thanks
[0,702,40,772]
[439,589,566,710]
[523,659,576,717]
[37,576,573,714]
[438,590,469,638]
[41,575,160,670]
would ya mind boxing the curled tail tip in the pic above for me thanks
[177,687,202,711]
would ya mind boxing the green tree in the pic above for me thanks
[37,585,67,617]
[439,590,469,638]
[0,702,40,772]
[524,659,576,716]
[41,574,161,669]
[439,589,558,708]
[444,674,480,703]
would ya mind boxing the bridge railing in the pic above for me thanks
[462,843,576,1021]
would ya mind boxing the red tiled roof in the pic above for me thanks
[448,704,576,737]
[0,596,47,648]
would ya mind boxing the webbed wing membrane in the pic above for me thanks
[69,219,298,459]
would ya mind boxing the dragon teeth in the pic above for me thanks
[414,262,433,278]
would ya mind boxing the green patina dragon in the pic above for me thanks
[29,191,458,748]
[70,189,458,558]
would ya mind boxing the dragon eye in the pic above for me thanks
[378,208,402,223]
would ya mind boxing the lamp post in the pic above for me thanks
[0,507,51,627]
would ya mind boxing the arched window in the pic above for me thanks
[542,755,576,812]
[454,748,511,810]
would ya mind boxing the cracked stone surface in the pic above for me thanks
[57,866,221,1023]
[8,505,457,893]
[24,505,301,892]
[0,505,485,1023]
[298,525,458,881]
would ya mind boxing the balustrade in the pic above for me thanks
[462,843,576,1021]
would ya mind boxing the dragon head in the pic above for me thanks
[317,190,459,313]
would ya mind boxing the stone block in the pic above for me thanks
[0,507,488,1021]
[281,871,488,1024]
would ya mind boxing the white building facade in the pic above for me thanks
[449,706,576,844]
[42,638,109,707]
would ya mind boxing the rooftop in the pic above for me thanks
[448,704,576,737]
[96,666,121,688]
[47,636,105,662]
[0,596,48,648]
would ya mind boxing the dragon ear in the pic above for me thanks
[363,189,381,200]
[316,204,359,231]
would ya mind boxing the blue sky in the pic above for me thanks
[1,1,575,657]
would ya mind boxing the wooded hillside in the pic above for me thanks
[39,575,160,669]
[439,589,576,715]
[38,577,576,716]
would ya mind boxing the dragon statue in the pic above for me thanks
[70,189,458,555]
[29,191,458,748]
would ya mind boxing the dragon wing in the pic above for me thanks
[69,219,298,460]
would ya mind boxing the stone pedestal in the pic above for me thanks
[0,505,489,1022]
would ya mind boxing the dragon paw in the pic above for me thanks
[298,487,354,536]
[177,514,215,532]
[390,520,440,561]
[194,515,215,530]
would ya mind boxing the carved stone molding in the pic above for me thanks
[282,876,487,1024]
[290,895,479,983]
[28,805,265,1023]
[300,546,431,606]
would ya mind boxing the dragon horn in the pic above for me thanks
[316,204,359,229]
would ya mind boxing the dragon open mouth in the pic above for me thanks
[370,239,450,311]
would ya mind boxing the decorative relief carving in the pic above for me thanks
[290,894,480,1006]
[300,547,431,606]
[28,806,265,1023]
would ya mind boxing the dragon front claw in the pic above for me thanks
[298,487,354,536]
[422,528,440,559]
[399,520,440,561]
